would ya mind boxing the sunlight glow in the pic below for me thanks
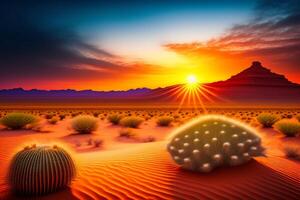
[148,74,227,114]
[186,74,199,91]
[187,75,197,84]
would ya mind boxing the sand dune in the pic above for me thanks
[0,117,300,199]
[70,142,300,200]
[1,139,300,199]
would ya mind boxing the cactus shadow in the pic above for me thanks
[168,159,300,198]
[0,129,43,137]
[1,187,79,200]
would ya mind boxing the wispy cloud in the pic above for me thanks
[0,3,164,89]
[164,0,300,77]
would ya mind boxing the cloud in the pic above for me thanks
[0,2,162,88]
[0,21,132,81]
[164,0,300,75]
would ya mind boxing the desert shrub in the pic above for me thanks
[1,112,37,129]
[119,128,136,138]
[59,114,66,120]
[120,116,143,128]
[142,136,156,142]
[93,111,100,117]
[48,116,60,124]
[93,139,103,147]
[71,115,98,134]
[286,114,293,119]
[87,138,93,145]
[45,113,55,119]
[108,114,123,125]
[284,146,300,160]
[296,115,300,122]
[257,113,279,128]
[9,144,76,195]
[173,114,180,119]
[157,116,174,127]
[274,120,300,137]
[167,115,264,173]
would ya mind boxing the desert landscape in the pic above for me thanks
[0,107,300,199]
[1,1,300,199]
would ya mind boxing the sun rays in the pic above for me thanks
[176,82,207,113]
[148,76,226,113]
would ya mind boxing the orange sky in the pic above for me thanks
[1,1,299,91]
[1,53,299,91]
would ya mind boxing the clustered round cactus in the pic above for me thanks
[9,144,76,196]
[167,115,264,172]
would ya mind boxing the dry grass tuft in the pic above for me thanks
[108,114,123,125]
[119,128,136,138]
[275,120,300,137]
[48,116,60,124]
[257,113,279,128]
[157,116,174,127]
[120,116,143,128]
[1,112,38,130]
[71,115,98,134]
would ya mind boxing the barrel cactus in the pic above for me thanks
[9,144,76,196]
[167,115,264,172]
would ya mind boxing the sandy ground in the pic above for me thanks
[0,117,300,199]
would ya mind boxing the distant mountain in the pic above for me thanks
[210,61,299,87]
[203,61,300,104]
[0,87,152,99]
[1,61,300,106]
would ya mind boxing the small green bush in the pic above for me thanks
[274,120,300,137]
[257,113,279,128]
[108,114,123,125]
[1,112,37,129]
[71,115,98,134]
[157,116,174,127]
[120,116,143,128]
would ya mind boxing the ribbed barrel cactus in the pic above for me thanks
[9,144,76,196]
[167,115,264,172]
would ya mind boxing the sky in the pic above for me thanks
[0,0,299,90]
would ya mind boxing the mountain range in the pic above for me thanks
[1,61,300,106]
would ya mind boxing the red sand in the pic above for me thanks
[0,118,300,199]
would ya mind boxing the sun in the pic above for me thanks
[186,74,198,85]
[185,74,199,91]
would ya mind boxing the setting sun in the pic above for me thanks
[187,75,198,85]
